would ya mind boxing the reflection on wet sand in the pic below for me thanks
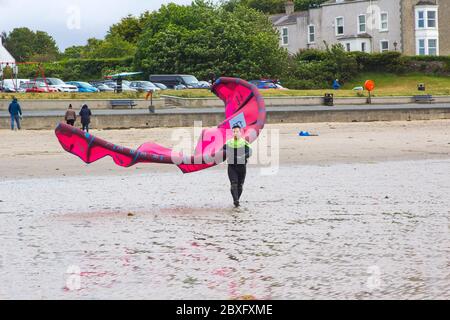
[0,160,449,299]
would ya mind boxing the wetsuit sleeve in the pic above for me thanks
[18,104,22,116]
[245,144,252,159]
[8,104,12,115]
[222,144,227,162]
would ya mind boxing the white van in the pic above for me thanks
[0,79,29,92]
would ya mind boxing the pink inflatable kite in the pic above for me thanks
[55,77,266,174]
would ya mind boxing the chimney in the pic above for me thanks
[285,1,295,15]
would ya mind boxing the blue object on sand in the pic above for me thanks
[299,131,311,137]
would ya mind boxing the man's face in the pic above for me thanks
[233,127,241,139]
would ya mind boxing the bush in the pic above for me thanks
[352,51,406,73]
[403,55,450,74]
[282,44,358,89]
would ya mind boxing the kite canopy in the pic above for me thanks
[55,77,266,174]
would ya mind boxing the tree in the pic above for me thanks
[222,0,285,14]
[107,14,145,44]
[62,45,85,59]
[135,1,288,80]
[222,0,328,14]
[87,36,136,59]
[3,28,59,62]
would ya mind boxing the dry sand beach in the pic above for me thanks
[1,120,450,299]
[1,121,450,179]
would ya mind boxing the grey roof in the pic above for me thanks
[322,0,371,6]
[270,11,308,27]
[415,0,437,5]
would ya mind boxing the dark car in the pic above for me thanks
[149,74,201,89]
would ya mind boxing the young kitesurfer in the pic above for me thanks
[223,125,252,208]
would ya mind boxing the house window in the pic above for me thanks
[282,27,289,45]
[417,11,425,28]
[418,39,426,55]
[380,12,388,31]
[427,10,436,28]
[380,40,389,52]
[346,43,351,52]
[336,17,344,35]
[308,25,315,43]
[358,15,366,33]
[417,9,437,29]
[428,39,437,55]
[361,42,366,52]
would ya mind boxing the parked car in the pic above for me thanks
[66,81,99,93]
[153,83,168,90]
[90,82,114,92]
[129,81,161,93]
[103,81,137,92]
[149,74,202,89]
[35,78,78,92]
[198,81,211,89]
[249,80,278,90]
[22,81,59,93]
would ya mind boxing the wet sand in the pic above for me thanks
[0,121,450,300]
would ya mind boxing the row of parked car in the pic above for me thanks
[0,78,171,94]
[0,74,214,94]
[0,75,287,93]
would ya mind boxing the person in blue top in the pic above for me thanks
[333,79,341,90]
[8,97,22,131]
[223,124,252,208]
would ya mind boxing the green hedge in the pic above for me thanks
[17,57,134,81]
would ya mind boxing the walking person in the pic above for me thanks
[79,104,92,132]
[65,104,77,126]
[223,125,252,208]
[8,97,22,131]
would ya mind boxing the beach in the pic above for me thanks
[1,120,450,179]
[0,120,450,299]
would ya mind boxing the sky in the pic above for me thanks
[0,0,196,50]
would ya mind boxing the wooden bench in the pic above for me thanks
[413,95,434,104]
[110,100,137,109]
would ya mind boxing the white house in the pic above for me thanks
[271,0,448,56]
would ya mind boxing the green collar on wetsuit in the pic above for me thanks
[227,138,251,149]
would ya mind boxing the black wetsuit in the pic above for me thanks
[223,139,252,206]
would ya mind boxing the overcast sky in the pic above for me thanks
[0,0,197,50]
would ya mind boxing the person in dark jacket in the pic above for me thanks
[79,104,92,132]
[223,124,252,208]
[8,98,22,131]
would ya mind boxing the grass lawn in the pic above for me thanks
[1,73,448,100]
[162,73,450,98]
